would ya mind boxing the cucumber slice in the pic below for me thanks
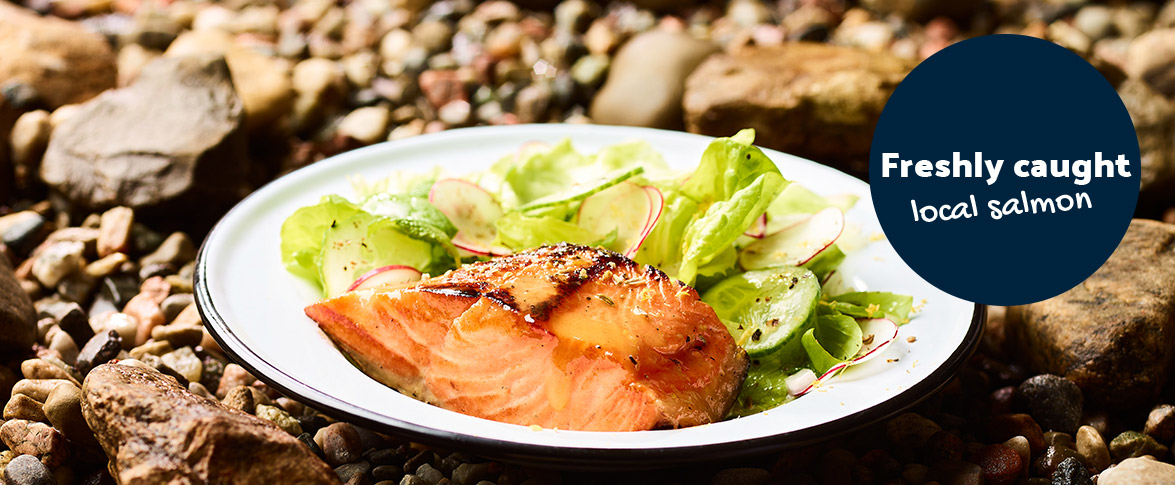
[517,166,644,213]
[702,266,821,358]
[319,213,433,297]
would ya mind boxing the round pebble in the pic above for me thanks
[3,454,54,485]
[1016,374,1083,434]
[316,422,364,467]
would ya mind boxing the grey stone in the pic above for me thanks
[76,331,122,374]
[40,55,249,216]
[3,454,55,485]
[591,30,718,130]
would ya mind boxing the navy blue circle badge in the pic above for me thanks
[869,35,1140,306]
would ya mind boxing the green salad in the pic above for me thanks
[280,129,914,416]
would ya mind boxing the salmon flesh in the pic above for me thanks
[305,243,749,431]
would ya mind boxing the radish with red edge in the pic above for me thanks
[576,182,664,258]
[347,265,423,292]
[791,318,900,396]
[739,207,844,270]
[743,213,768,238]
[849,318,900,365]
[428,178,511,256]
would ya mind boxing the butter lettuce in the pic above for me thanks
[280,195,364,284]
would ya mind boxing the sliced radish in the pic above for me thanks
[428,178,511,256]
[739,207,844,270]
[576,182,664,258]
[784,368,817,396]
[850,318,900,365]
[743,213,768,238]
[792,317,901,396]
[794,362,849,397]
[347,265,423,292]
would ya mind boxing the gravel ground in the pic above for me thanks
[3,0,1175,483]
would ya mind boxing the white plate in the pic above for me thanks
[194,125,982,469]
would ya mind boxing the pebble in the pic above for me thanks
[974,443,1022,485]
[3,454,54,485]
[412,20,453,53]
[317,422,364,467]
[400,475,429,485]
[126,294,166,346]
[1109,430,1168,461]
[1099,456,1175,484]
[1075,425,1110,472]
[711,467,772,485]
[140,232,195,269]
[338,106,391,145]
[1,211,48,256]
[886,412,942,448]
[93,313,138,349]
[418,70,467,108]
[31,241,84,288]
[12,380,71,402]
[217,364,256,399]
[222,386,256,414]
[256,404,303,436]
[42,383,91,446]
[0,419,69,467]
[1051,456,1092,485]
[47,330,78,365]
[924,430,964,462]
[1044,432,1076,450]
[1033,446,1088,478]
[84,252,128,278]
[416,463,444,483]
[150,324,203,348]
[96,206,133,258]
[1144,404,1175,441]
[160,293,194,322]
[75,330,123,374]
[10,110,52,168]
[335,460,371,482]
[160,346,203,383]
[990,414,1046,454]
[1017,375,1083,434]
[19,360,78,387]
[373,465,403,482]
[437,100,471,126]
[4,394,48,422]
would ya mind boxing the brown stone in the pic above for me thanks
[0,251,37,353]
[81,364,339,483]
[0,419,70,467]
[39,55,250,220]
[1117,78,1175,214]
[684,43,914,174]
[3,394,46,422]
[1008,219,1175,409]
[0,3,117,109]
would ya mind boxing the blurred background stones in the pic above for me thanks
[3,0,1175,483]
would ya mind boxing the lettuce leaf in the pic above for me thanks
[823,291,915,323]
[801,312,863,374]
[632,190,698,278]
[494,212,615,250]
[280,195,364,284]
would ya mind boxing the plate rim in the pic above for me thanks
[193,124,985,469]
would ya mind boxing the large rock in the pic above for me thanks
[1008,220,1175,409]
[40,55,250,217]
[0,249,37,354]
[0,3,117,109]
[590,30,719,130]
[165,30,294,133]
[1117,78,1175,213]
[684,43,914,174]
[82,364,339,483]
[1126,29,1175,99]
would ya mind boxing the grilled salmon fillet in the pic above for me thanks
[305,243,749,431]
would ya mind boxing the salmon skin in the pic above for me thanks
[305,243,749,431]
